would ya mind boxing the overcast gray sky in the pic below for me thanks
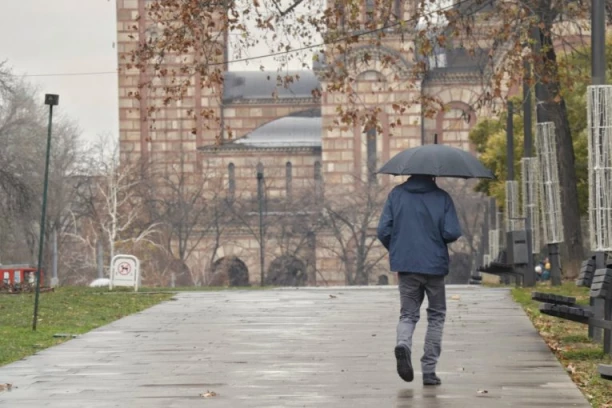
[0,1,452,145]
[0,0,120,144]
[0,0,321,145]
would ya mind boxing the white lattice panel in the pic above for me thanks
[536,122,564,244]
[483,254,490,266]
[489,229,499,259]
[588,85,612,251]
[521,157,541,253]
[505,180,522,231]
[495,211,506,247]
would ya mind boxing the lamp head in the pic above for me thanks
[44,94,59,106]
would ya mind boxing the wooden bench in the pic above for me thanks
[477,250,524,286]
[469,275,483,285]
[531,292,577,306]
[577,256,596,287]
[533,257,612,381]
[599,364,612,380]
[590,267,612,299]
[538,303,593,324]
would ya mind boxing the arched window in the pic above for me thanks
[364,0,375,25]
[228,163,235,201]
[428,47,447,69]
[435,102,476,150]
[285,161,293,201]
[314,161,323,201]
[256,162,266,211]
[335,0,346,29]
[356,70,386,94]
[366,127,377,184]
[356,70,386,82]
[393,0,402,20]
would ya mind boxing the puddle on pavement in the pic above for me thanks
[140,383,225,388]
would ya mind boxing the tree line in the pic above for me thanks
[0,62,482,286]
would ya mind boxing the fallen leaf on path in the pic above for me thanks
[451,295,461,301]
[329,294,337,299]
[201,391,217,398]
[477,389,488,394]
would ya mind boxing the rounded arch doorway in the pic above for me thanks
[265,255,308,287]
[210,256,250,287]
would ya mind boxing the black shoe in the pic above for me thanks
[394,344,414,382]
[423,373,441,386]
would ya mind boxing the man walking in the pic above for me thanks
[377,175,461,386]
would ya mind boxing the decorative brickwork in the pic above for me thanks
[117,0,486,286]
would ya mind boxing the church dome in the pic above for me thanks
[234,110,321,148]
[223,71,320,102]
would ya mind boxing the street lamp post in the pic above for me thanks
[590,0,610,349]
[257,169,265,287]
[51,228,58,287]
[592,0,606,87]
[522,59,536,287]
[33,94,59,331]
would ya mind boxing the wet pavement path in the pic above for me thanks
[0,286,590,407]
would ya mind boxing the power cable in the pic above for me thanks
[21,0,481,77]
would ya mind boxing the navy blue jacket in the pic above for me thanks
[377,176,462,275]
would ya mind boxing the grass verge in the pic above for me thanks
[136,285,272,292]
[512,283,612,408]
[0,287,173,366]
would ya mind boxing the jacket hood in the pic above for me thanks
[401,176,438,194]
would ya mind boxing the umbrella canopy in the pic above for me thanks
[377,144,494,179]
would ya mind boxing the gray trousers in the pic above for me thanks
[396,273,446,374]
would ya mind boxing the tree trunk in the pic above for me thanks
[539,23,584,276]
[355,261,368,285]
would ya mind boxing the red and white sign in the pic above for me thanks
[110,255,140,291]
[118,262,132,276]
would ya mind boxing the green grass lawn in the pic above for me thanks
[0,287,174,366]
[512,283,612,408]
[137,285,272,292]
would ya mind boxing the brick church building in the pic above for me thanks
[116,0,489,286]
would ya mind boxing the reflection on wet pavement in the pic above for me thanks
[0,286,591,407]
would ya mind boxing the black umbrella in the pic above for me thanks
[377,144,494,179]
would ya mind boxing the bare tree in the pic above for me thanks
[76,136,160,274]
[143,156,230,286]
[0,64,43,259]
[0,62,85,275]
[263,186,321,286]
[127,0,591,269]
[0,61,37,218]
[438,179,487,283]
[320,178,388,285]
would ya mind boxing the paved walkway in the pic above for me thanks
[0,286,590,407]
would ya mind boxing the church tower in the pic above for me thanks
[116,0,226,171]
[319,0,423,191]
[319,0,484,191]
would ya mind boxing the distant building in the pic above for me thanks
[116,0,491,285]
